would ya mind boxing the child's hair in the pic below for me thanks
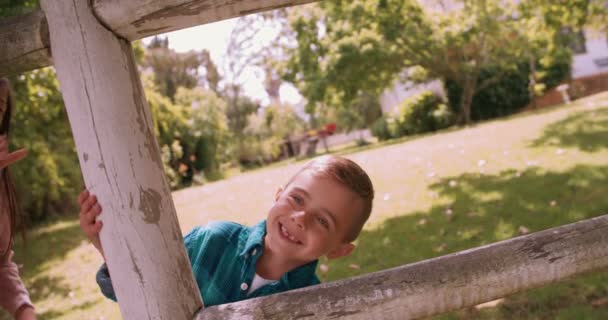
[0,78,24,257]
[286,155,374,242]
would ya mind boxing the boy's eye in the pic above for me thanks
[290,195,304,205]
[316,216,329,229]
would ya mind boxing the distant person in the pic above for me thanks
[79,155,374,307]
[0,78,36,320]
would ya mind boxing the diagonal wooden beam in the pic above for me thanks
[40,0,204,318]
[0,0,318,76]
[196,214,608,320]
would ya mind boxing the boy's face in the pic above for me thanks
[265,171,361,265]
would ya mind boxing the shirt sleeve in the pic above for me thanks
[95,226,206,303]
[95,262,117,302]
[0,250,34,317]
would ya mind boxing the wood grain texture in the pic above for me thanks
[1,0,318,75]
[0,10,51,76]
[39,0,203,318]
[92,0,317,40]
[195,215,608,320]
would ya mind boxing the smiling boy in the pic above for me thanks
[79,155,374,307]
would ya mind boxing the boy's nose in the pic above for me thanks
[291,210,308,229]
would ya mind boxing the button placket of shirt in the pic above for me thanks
[239,248,257,298]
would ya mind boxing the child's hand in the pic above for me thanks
[15,305,36,320]
[0,135,28,170]
[78,190,105,258]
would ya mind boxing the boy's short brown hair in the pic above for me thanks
[286,155,374,242]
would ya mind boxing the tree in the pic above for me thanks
[8,68,82,223]
[174,87,232,180]
[282,0,602,125]
[143,36,205,102]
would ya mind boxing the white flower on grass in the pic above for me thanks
[383,193,391,201]
[319,264,329,273]
[449,180,458,187]
[477,159,486,167]
[556,149,565,155]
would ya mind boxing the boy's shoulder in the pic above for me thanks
[187,221,246,242]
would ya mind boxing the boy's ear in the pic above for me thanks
[274,186,284,202]
[326,243,355,260]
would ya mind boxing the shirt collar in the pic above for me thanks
[281,259,319,290]
[239,220,266,257]
[240,220,320,289]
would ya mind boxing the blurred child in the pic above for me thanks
[0,78,35,320]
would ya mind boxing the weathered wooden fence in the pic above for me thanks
[1,1,607,319]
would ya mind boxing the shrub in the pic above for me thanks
[371,116,392,141]
[391,90,453,137]
[445,49,571,122]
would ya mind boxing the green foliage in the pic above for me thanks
[445,45,571,122]
[143,38,204,102]
[174,87,232,182]
[281,0,590,125]
[144,74,232,188]
[337,92,383,133]
[240,104,305,165]
[391,91,453,137]
[445,63,531,121]
[537,47,572,90]
[8,69,82,223]
[371,116,392,141]
[0,0,39,16]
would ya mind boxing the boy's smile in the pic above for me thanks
[279,222,303,244]
[263,171,361,267]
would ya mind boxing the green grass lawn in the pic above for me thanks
[3,92,608,320]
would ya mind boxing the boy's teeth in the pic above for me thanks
[281,224,299,243]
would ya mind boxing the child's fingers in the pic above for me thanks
[80,194,97,215]
[78,190,89,205]
[0,149,28,169]
[87,203,102,221]
[93,220,103,233]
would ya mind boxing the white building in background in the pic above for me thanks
[570,31,608,78]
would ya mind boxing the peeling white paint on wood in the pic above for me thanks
[39,1,202,318]
[92,0,318,40]
[1,0,318,77]
[195,215,608,320]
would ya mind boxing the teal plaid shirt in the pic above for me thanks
[96,220,320,307]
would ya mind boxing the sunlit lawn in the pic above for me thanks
[3,92,608,320]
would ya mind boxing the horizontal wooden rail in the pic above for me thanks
[196,214,608,320]
[0,0,317,76]
[92,0,317,40]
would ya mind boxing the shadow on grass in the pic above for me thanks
[0,217,94,319]
[320,164,608,319]
[530,107,608,152]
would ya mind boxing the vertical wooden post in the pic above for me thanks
[40,1,203,319]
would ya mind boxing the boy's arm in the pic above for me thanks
[78,190,117,300]
[95,263,117,301]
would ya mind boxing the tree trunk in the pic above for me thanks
[40,1,203,318]
[459,79,476,125]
